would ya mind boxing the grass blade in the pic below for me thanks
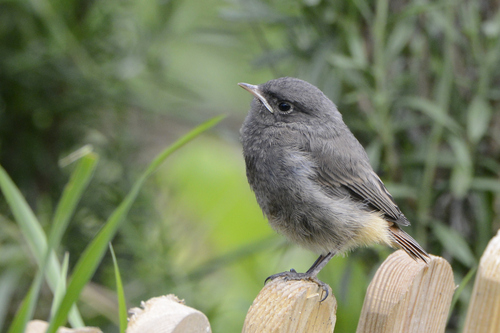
[51,253,70,318]
[4,150,96,332]
[49,152,98,250]
[433,222,476,267]
[47,152,97,326]
[109,244,127,333]
[7,271,43,333]
[0,168,83,328]
[448,266,477,319]
[0,165,50,267]
[46,115,225,332]
[466,96,492,144]
[400,96,461,134]
[0,271,20,331]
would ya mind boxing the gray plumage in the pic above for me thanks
[239,77,428,266]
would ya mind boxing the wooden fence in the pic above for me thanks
[242,229,500,333]
[27,229,500,333]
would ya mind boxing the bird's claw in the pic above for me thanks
[264,270,330,302]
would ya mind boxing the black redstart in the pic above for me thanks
[238,77,429,296]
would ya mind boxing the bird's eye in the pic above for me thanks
[278,101,292,112]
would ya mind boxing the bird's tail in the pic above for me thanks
[389,225,430,263]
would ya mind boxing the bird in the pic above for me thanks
[238,77,429,298]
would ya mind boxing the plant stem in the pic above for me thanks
[373,0,398,178]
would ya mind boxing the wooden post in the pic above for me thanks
[242,277,337,333]
[463,229,500,333]
[356,250,455,333]
[126,295,211,333]
[26,320,102,333]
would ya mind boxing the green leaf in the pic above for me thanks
[0,165,51,267]
[448,136,472,198]
[346,23,367,69]
[448,266,477,319]
[466,96,492,144]
[5,150,96,333]
[433,222,476,267]
[482,18,500,38]
[49,151,98,250]
[383,183,418,200]
[220,2,286,24]
[365,140,382,171]
[400,96,461,134]
[51,253,70,318]
[330,54,364,70]
[46,115,225,332]
[0,270,20,331]
[386,21,414,60]
[471,177,500,193]
[44,151,97,324]
[7,271,44,333]
[0,165,85,328]
[110,244,127,333]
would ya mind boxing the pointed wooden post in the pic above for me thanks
[463,229,500,333]
[356,250,455,333]
[242,278,337,333]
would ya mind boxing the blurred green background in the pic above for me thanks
[1,0,500,332]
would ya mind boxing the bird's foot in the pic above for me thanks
[265,269,330,301]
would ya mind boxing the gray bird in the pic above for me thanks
[238,77,429,296]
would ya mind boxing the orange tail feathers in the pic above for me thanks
[389,225,430,263]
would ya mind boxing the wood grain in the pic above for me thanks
[126,294,211,333]
[356,250,454,333]
[242,278,337,333]
[463,229,500,333]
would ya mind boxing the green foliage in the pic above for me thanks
[0,153,93,329]
[47,115,224,332]
[109,244,127,333]
[0,116,222,332]
[1,0,500,332]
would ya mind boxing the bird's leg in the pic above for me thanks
[305,252,335,276]
[265,252,335,301]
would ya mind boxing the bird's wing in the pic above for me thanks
[306,133,410,226]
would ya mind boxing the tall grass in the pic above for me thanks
[0,116,223,332]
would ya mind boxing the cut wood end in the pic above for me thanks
[26,320,103,333]
[463,228,500,333]
[357,250,455,333]
[368,250,455,301]
[242,278,337,333]
[376,250,455,291]
[127,294,211,333]
[477,228,500,280]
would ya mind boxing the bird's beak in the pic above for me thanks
[238,82,273,113]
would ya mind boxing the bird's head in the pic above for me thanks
[238,77,340,126]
